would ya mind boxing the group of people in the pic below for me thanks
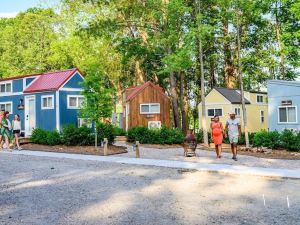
[210,111,241,161]
[0,110,22,151]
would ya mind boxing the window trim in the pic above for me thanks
[207,108,223,117]
[41,95,54,110]
[234,107,241,116]
[67,95,85,109]
[0,101,13,114]
[0,81,12,94]
[140,103,160,114]
[256,94,264,104]
[277,105,298,124]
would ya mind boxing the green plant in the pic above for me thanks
[61,124,80,146]
[78,126,94,146]
[113,127,126,136]
[46,130,61,146]
[196,129,211,143]
[253,130,280,149]
[126,126,184,144]
[280,129,300,151]
[31,128,48,145]
[97,122,115,145]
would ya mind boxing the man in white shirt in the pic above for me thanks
[225,111,241,161]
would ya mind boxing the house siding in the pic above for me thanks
[59,90,82,128]
[63,72,83,88]
[13,79,23,92]
[268,81,300,131]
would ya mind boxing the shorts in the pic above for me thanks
[13,130,20,135]
[229,135,238,144]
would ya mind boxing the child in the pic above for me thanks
[12,114,22,150]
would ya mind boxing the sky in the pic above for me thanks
[0,0,58,18]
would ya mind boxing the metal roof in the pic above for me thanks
[23,68,79,93]
[214,87,251,104]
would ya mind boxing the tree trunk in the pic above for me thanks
[275,0,285,79]
[170,71,181,129]
[197,0,208,146]
[180,71,187,134]
[223,19,236,88]
[236,12,249,148]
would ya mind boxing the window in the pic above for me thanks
[256,95,264,103]
[140,103,160,114]
[0,102,12,114]
[234,108,241,116]
[0,82,12,93]
[260,111,265,123]
[207,108,223,117]
[41,95,54,109]
[67,95,85,109]
[278,106,297,123]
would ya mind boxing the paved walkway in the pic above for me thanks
[2,150,300,179]
[115,141,300,170]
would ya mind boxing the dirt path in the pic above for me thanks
[0,154,299,225]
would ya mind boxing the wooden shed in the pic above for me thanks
[122,81,171,131]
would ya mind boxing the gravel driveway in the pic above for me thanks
[115,142,300,170]
[0,154,299,225]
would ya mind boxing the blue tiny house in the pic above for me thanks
[0,68,85,136]
[268,80,300,132]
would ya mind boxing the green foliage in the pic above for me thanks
[31,128,48,145]
[97,123,115,145]
[127,126,184,144]
[113,127,126,136]
[46,130,61,146]
[61,124,81,146]
[253,130,281,149]
[279,129,300,151]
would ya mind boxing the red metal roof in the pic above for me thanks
[126,81,168,101]
[24,68,79,93]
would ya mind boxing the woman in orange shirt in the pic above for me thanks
[210,115,224,159]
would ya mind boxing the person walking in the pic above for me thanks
[225,111,241,161]
[12,114,22,150]
[1,111,12,150]
[210,115,224,159]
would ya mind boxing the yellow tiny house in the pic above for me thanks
[198,87,268,133]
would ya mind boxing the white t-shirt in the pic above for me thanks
[12,120,21,130]
[226,118,240,137]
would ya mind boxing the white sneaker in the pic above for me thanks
[18,147,22,150]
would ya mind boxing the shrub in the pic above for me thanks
[61,124,80,146]
[196,129,211,143]
[46,130,61,146]
[78,126,94,146]
[253,130,280,149]
[31,128,48,145]
[113,127,126,136]
[280,129,300,151]
[97,123,115,145]
[126,126,184,144]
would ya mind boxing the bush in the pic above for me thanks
[280,129,300,151]
[78,126,94,146]
[46,130,61,146]
[31,128,48,145]
[253,130,281,149]
[97,123,115,145]
[113,127,126,136]
[61,124,80,146]
[127,126,184,144]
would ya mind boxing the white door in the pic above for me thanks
[25,96,36,136]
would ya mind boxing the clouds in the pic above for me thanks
[0,12,18,18]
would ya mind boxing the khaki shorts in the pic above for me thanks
[229,135,238,144]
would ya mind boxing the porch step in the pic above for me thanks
[115,136,127,142]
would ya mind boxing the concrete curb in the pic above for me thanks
[3,150,300,179]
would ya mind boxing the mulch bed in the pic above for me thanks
[21,143,127,156]
[198,143,300,160]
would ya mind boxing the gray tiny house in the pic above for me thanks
[268,80,300,132]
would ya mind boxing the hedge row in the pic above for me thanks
[196,129,300,151]
[127,126,184,144]
[31,123,116,146]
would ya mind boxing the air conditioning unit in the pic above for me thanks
[148,121,162,129]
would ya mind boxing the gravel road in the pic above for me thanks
[0,154,299,225]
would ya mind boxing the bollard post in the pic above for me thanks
[103,138,108,156]
[135,141,140,158]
